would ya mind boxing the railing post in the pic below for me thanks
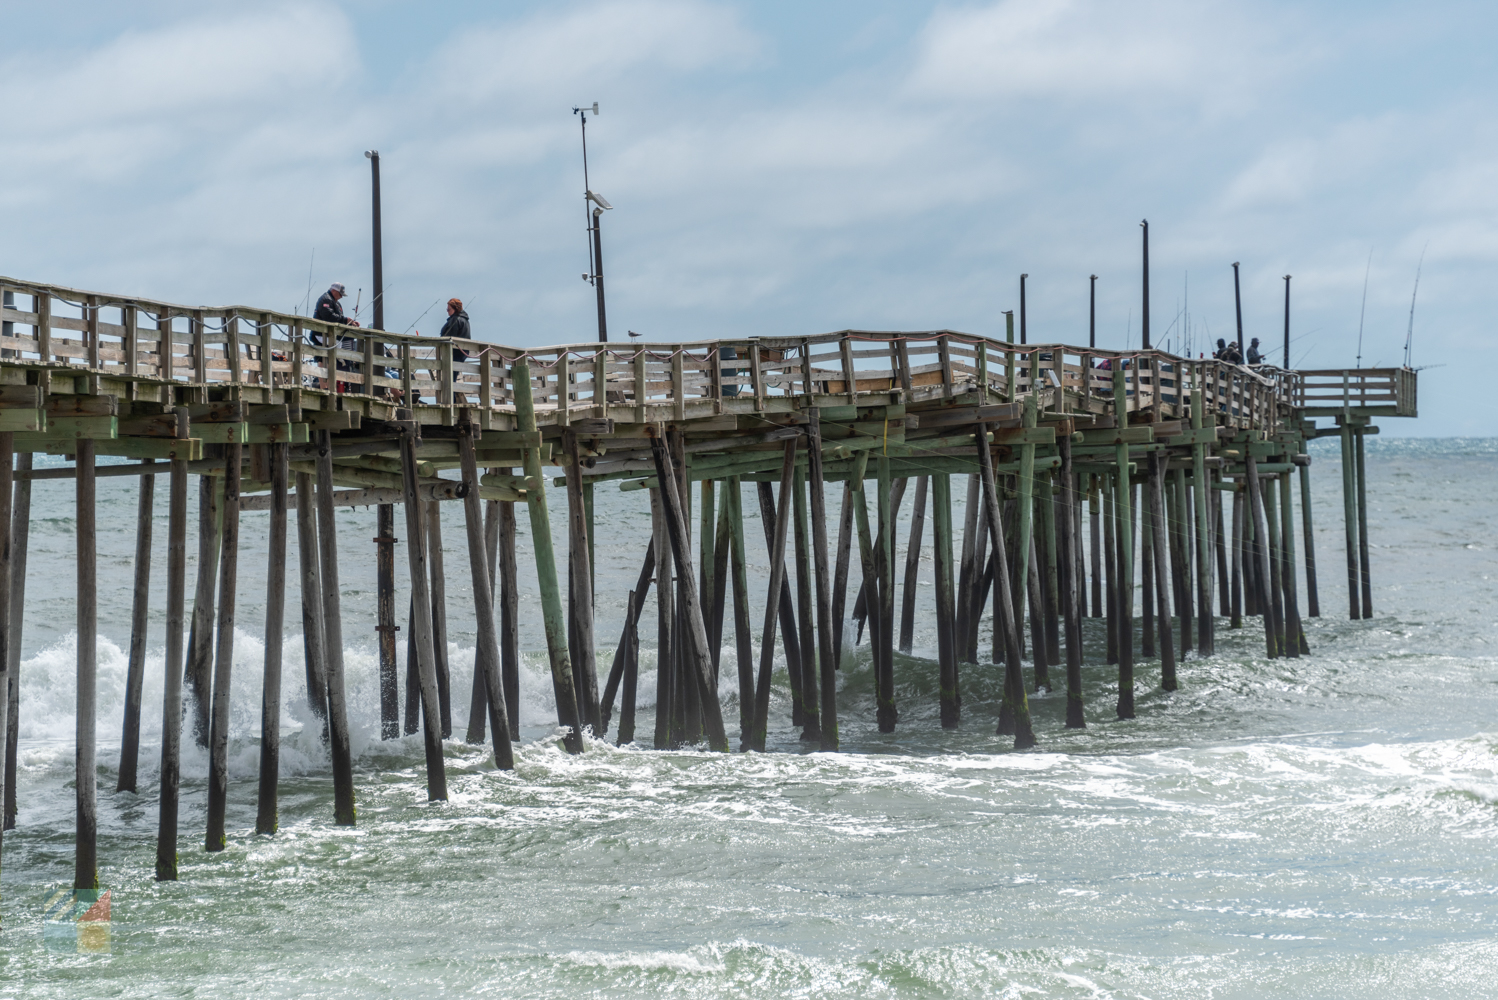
[840,336,856,403]
[593,349,607,418]
[672,351,686,422]
[749,343,764,411]
[124,304,139,379]
[86,294,101,369]
[226,314,242,384]
[259,313,274,387]
[634,349,648,424]
[363,331,376,396]
[558,352,572,427]
[192,309,207,384]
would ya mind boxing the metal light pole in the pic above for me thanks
[573,102,611,343]
[1089,275,1097,348]
[1140,220,1150,350]
[365,150,383,331]
[1283,274,1292,369]
[591,206,608,343]
[1019,273,1028,345]
[1232,262,1244,355]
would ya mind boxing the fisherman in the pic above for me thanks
[1214,338,1228,359]
[1246,337,1263,365]
[314,283,360,334]
[1223,340,1243,365]
[312,282,360,390]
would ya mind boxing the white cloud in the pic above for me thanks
[905,0,1287,110]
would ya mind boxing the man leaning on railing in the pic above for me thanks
[312,282,361,392]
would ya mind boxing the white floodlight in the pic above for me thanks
[365,150,378,159]
[586,190,613,210]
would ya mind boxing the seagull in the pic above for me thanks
[627,330,642,339]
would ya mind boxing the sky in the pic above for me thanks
[1,0,1493,435]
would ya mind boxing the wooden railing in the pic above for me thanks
[1283,368,1417,417]
[0,277,1323,431]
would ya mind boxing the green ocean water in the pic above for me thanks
[3,436,1498,998]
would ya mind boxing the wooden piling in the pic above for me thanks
[1245,454,1280,658]
[1058,439,1085,727]
[497,496,521,737]
[294,471,328,728]
[0,437,9,861]
[376,504,400,741]
[512,362,584,754]
[255,443,289,834]
[708,482,732,673]
[1299,457,1321,617]
[315,431,357,823]
[898,476,927,654]
[562,430,601,734]
[1339,423,1361,619]
[1041,473,1061,667]
[805,410,840,750]
[1279,471,1308,656]
[1230,487,1244,628]
[1089,486,1103,618]
[1355,426,1373,618]
[618,590,640,746]
[3,453,28,834]
[1027,533,1048,690]
[726,479,755,746]
[651,489,673,749]
[750,440,797,752]
[1191,390,1215,656]
[117,463,153,793]
[75,439,98,897]
[1141,474,1155,660]
[831,482,854,669]
[1148,453,1177,691]
[791,465,820,741]
[425,500,453,739]
[397,422,452,796]
[1114,445,1136,720]
[1265,476,1288,655]
[206,441,242,851]
[956,474,980,661]
[931,473,959,728]
[155,449,187,880]
[976,420,1034,748]
[458,415,515,769]
[186,475,223,747]
[1214,476,1231,618]
[649,429,729,752]
[1103,480,1118,665]
[874,458,898,732]
[1171,467,1193,656]
[757,483,805,724]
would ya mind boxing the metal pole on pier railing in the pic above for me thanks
[365,150,383,332]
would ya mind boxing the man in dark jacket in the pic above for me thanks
[312,282,360,389]
[1246,337,1263,365]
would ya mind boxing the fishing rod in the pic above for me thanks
[1404,243,1427,369]
[403,299,440,335]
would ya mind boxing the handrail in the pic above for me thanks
[0,274,1411,428]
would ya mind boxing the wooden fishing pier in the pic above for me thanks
[0,276,1416,901]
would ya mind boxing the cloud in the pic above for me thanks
[427,0,761,112]
[905,0,1288,110]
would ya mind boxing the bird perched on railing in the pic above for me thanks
[627,330,641,340]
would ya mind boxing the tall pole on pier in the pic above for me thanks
[1089,275,1097,349]
[1140,220,1150,349]
[1232,262,1244,354]
[365,150,383,331]
[1019,274,1028,345]
[1283,274,1291,369]
[574,102,612,343]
